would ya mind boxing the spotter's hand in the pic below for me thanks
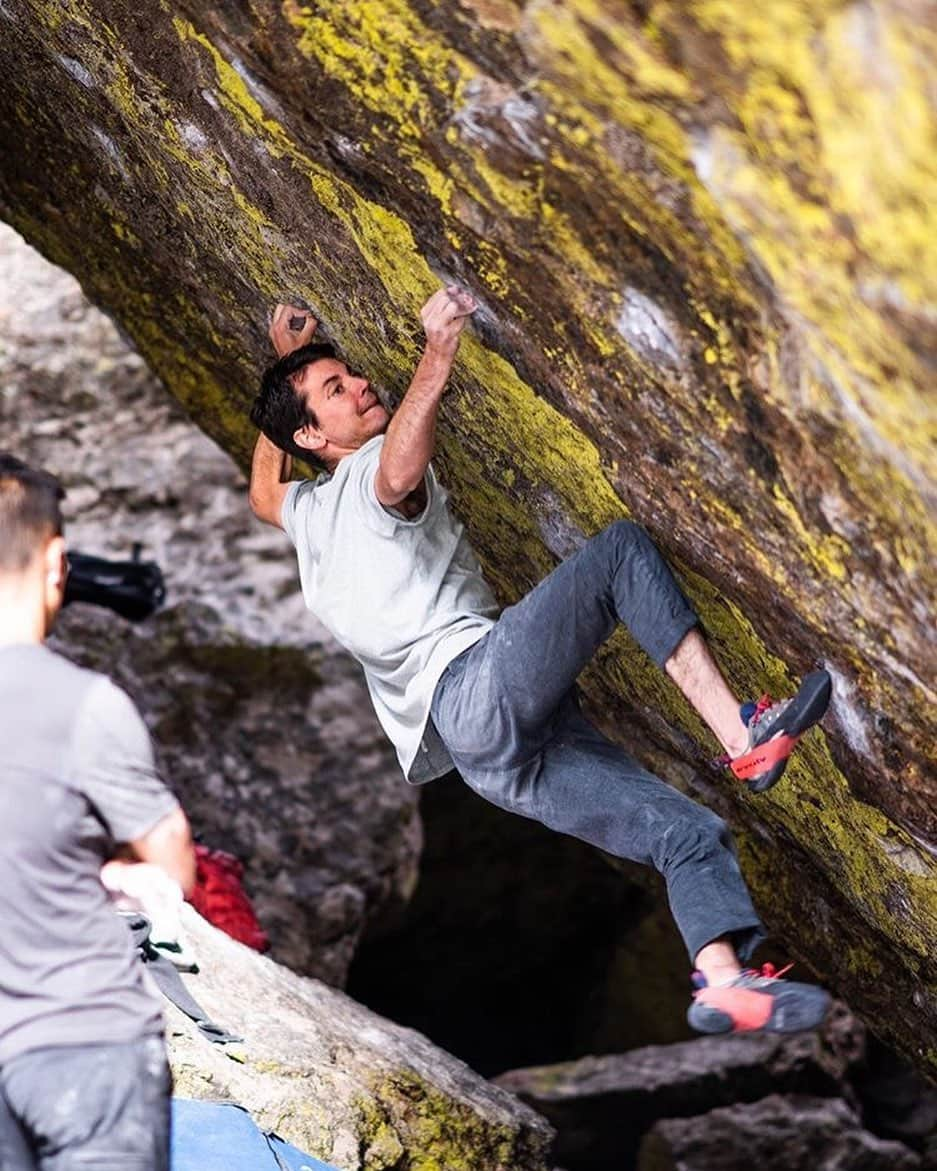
[420,285,477,353]
[269,303,318,358]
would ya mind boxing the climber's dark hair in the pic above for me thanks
[0,453,65,573]
[251,342,337,466]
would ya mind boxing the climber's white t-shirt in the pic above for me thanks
[281,435,498,782]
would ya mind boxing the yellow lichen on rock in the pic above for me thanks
[2,0,935,1081]
[678,0,936,475]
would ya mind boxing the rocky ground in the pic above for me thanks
[165,908,554,1171]
[498,1006,937,1170]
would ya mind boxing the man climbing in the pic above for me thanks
[0,454,196,1171]
[248,287,833,1036]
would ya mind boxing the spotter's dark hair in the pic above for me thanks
[250,342,337,467]
[0,453,65,573]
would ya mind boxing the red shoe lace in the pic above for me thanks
[712,695,778,770]
[749,961,793,980]
[750,694,775,726]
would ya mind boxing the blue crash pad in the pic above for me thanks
[171,1098,338,1171]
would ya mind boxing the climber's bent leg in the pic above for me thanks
[430,520,699,766]
[446,700,764,965]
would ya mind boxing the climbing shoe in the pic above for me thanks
[724,669,832,793]
[688,963,831,1035]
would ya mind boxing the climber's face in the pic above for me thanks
[290,357,389,464]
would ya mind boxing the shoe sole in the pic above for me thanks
[688,983,831,1035]
[744,670,832,794]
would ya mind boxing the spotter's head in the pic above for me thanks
[0,453,68,634]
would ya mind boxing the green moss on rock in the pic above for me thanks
[1,0,934,1081]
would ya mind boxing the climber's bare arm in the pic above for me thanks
[249,433,293,529]
[249,304,318,529]
[375,286,476,508]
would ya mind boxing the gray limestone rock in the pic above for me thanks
[637,1095,920,1171]
[166,907,554,1171]
[496,1004,865,1168]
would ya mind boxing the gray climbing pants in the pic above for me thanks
[0,1037,170,1171]
[430,521,765,963]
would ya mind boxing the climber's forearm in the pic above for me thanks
[249,432,293,529]
[375,341,457,505]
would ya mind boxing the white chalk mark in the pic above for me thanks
[58,56,95,88]
[616,287,683,368]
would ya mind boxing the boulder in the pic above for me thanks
[165,907,554,1171]
[0,0,934,1074]
[496,1004,865,1168]
[637,1094,920,1171]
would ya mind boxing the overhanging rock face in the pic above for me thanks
[1,1,934,1073]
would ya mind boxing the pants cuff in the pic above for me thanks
[649,612,699,670]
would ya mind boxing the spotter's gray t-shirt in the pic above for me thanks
[0,644,178,1064]
[281,435,498,782]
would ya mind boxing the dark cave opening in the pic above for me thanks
[346,772,691,1078]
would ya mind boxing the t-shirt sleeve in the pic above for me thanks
[353,442,436,537]
[71,678,179,843]
[280,478,317,546]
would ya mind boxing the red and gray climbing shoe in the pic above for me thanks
[723,669,832,794]
[688,963,830,1035]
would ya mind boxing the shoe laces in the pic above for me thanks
[692,962,793,991]
[737,961,794,987]
[749,694,776,726]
